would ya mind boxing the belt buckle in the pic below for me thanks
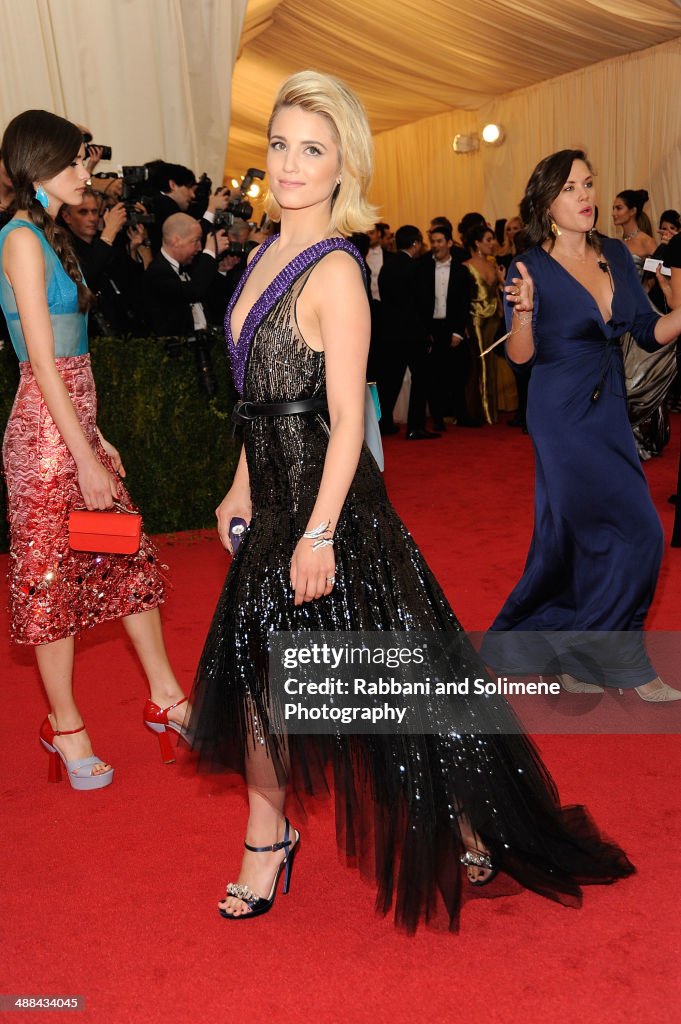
[234,400,257,422]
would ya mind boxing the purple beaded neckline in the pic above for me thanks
[225,236,364,395]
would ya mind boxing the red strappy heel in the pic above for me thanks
[39,717,114,790]
[143,697,189,763]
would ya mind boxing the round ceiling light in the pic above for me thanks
[481,123,504,145]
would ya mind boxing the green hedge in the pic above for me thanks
[0,336,239,552]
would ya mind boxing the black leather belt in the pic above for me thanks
[232,397,328,425]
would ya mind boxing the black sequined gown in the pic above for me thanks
[188,237,633,933]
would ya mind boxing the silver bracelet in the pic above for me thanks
[311,536,334,551]
[303,519,334,551]
[512,310,533,326]
[303,520,331,539]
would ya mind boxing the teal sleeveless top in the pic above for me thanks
[0,218,88,362]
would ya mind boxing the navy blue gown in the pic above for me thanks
[487,238,664,687]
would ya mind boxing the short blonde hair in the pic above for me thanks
[264,70,377,235]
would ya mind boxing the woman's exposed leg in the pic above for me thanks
[219,735,292,917]
[122,608,186,725]
[35,636,111,774]
[457,812,495,884]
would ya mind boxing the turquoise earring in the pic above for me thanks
[34,184,49,209]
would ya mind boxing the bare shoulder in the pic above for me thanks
[246,243,262,265]
[3,223,43,256]
[2,224,45,282]
[313,247,365,289]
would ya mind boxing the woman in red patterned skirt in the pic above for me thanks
[0,110,188,789]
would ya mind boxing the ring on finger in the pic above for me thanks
[326,575,335,584]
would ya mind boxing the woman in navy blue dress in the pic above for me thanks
[487,150,681,699]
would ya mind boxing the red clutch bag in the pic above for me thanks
[68,503,142,555]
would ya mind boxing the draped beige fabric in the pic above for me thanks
[371,36,681,236]
[0,0,247,181]
[227,0,681,180]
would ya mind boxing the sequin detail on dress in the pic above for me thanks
[3,356,166,644]
[190,240,633,933]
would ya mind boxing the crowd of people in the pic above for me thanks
[1,82,681,934]
[1,135,679,446]
[351,192,680,444]
[0,145,268,344]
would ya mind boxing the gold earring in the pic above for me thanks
[550,220,562,238]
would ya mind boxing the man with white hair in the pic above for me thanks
[145,212,229,336]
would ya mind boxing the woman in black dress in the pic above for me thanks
[188,73,634,932]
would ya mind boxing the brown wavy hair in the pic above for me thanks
[519,149,600,255]
[1,110,93,311]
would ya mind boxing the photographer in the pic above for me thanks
[60,188,149,336]
[145,212,229,336]
[147,162,228,252]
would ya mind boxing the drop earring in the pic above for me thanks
[550,220,561,238]
[34,184,49,210]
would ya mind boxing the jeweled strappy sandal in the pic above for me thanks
[460,846,499,887]
[219,817,300,920]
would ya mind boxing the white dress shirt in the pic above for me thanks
[433,255,452,319]
[161,247,208,331]
[366,245,384,302]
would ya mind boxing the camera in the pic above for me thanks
[119,166,156,228]
[82,132,112,162]
[211,167,266,231]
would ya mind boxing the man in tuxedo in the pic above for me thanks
[378,225,440,440]
[145,213,229,336]
[418,224,473,428]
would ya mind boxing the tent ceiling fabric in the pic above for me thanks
[227,0,681,176]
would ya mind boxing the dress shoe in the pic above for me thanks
[556,673,604,694]
[39,716,114,790]
[219,818,300,920]
[620,678,681,702]
[143,696,189,763]
[432,420,447,432]
[379,422,400,436]
[406,429,441,440]
[507,416,526,428]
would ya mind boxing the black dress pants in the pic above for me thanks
[428,320,469,424]
[378,334,429,432]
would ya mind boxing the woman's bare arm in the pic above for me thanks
[290,251,369,604]
[3,227,118,508]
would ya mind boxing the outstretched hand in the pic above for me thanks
[505,261,534,313]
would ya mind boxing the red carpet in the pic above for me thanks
[2,418,681,1023]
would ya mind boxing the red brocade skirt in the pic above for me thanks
[2,354,165,645]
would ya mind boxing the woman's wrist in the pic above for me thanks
[302,519,334,550]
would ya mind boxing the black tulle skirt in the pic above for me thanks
[187,412,633,933]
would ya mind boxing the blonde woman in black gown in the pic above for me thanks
[188,72,633,931]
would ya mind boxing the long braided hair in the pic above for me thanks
[1,110,93,311]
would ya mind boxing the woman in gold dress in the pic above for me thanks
[463,224,513,423]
